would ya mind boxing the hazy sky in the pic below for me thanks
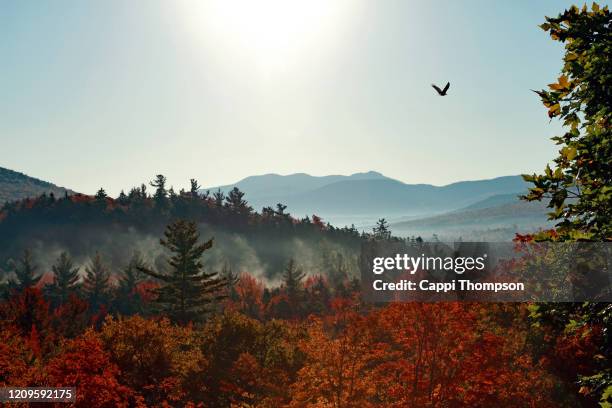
[1,1,575,195]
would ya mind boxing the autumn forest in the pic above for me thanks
[1,3,611,407]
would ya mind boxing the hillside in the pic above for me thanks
[0,166,71,204]
[390,196,552,241]
[453,193,521,211]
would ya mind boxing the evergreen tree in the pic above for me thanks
[190,179,201,198]
[262,206,275,220]
[225,187,252,224]
[128,187,140,200]
[94,188,107,202]
[83,252,111,311]
[305,275,331,315]
[262,287,272,305]
[213,189,225,207]
[150,174,168,204]
[117,190,128,205]
[168,186,178,205]
[373,218,391,240]
[282,258,305,314]
[118,252,147,295]
[8,249,41,292]
[138,220,228,324]
[47,252,80,306]
[327,252,349,295]
[221,261,240,302]
[275,203,288,217]
[116,251,148,315]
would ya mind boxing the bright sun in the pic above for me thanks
[183,0,351,74]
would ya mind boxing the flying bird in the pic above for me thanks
[432,82,450,96]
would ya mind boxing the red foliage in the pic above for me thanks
[69,193,94,204]
[0,325,39,387]
[291,303,557,407]
[303,274,327,290]
[311,214,326,230]
[135,280,160,303]
[52,294,89,338]
[552,324,602,380]
[0,288,54,352]
[0,274,580,406]
[231,273,265,319]
[36,271,55,288]
[45,331,135,407]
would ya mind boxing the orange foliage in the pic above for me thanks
[291,312,374,408]
[98,315,206,405]
[0,275,574,407]
[230,273,265,319]
[291,303,558,407]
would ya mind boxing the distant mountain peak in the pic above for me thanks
[349,171,385,178]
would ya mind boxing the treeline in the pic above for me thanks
[0,173,366,238]
[0,175,415,280]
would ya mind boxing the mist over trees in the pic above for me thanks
[7,249,41,292]
[138,220,228,324]
[0,174,376,283]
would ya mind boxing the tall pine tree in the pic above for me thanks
[373,218,391,240]
[8,249,41,292]
[138,219,227,324]
[47,252,80,306]
[116,251,148,315]
[83,252,111,311]
[282,258,305,316]
[150,174,168,207]
[118,251,147,295]
[189,178,201,198]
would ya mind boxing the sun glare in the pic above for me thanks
[183,0,351,74]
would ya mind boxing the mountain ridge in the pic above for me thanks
[0,167,546,240]
[0,166,72,204]
[205,172,530,224]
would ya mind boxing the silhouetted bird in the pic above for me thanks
[432,82,450,96]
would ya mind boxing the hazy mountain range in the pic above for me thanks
[207,171,530,215]
[1,167,551,241]
[205,171,551,240]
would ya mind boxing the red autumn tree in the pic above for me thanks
[45,331,135,408]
